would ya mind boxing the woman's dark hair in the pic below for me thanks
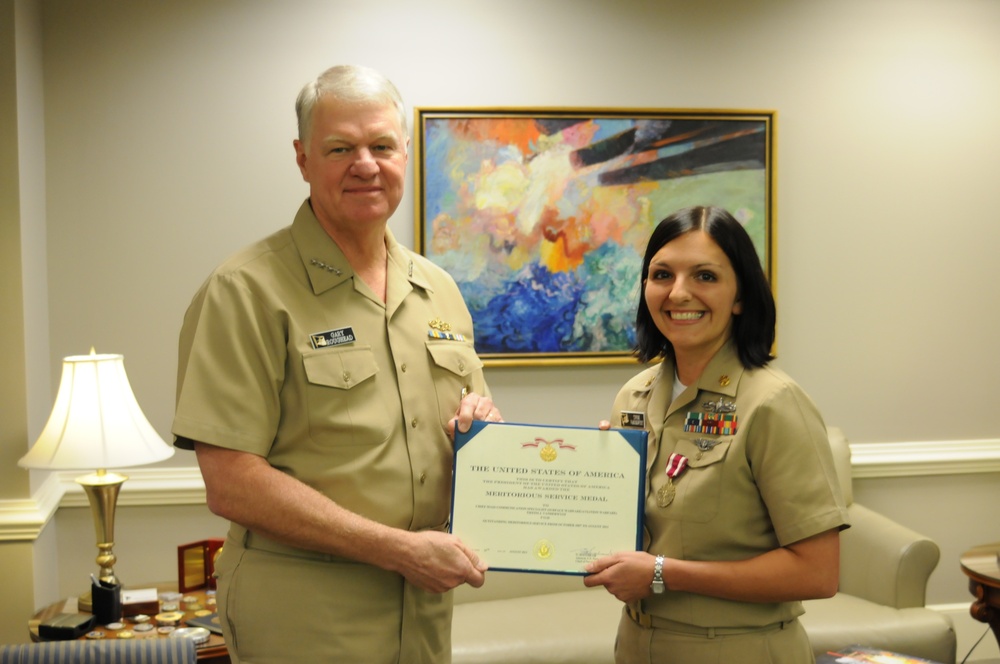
[634,205,775,368]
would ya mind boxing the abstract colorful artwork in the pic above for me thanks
[415,109,775,366]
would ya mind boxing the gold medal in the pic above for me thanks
[658,453,688,508]
[657,478,676,507]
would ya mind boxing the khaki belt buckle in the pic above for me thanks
[627,605,652,628]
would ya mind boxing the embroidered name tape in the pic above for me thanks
[310,326,356,348]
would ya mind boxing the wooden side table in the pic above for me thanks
[960,542,1000,651]
[29,585,230,663]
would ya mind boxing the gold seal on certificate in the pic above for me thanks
[534,540,554,560]
[451,421,648,575]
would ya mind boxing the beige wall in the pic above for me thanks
[32,0,1000,444]
[3,0,999,657]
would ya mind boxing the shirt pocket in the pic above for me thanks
[671,437,732,523]
[302,346,391,445]
[425,340,486,420]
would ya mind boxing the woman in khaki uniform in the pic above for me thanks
[585,206,849,663]
[172,65,502,663]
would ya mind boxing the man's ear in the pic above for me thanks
[293,139,308,180]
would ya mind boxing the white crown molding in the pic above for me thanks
[3,437,999,541]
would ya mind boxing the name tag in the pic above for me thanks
[620,411,646,428]
[310,326,356,348]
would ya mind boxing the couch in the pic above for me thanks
[0,639,196,664]
[451,427,957,664]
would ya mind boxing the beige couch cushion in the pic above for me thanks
[801,593,957,664]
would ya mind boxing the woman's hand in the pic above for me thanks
[583,551,657,603]
[584,530,842,605]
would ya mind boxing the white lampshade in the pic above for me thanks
[19,350,174,470]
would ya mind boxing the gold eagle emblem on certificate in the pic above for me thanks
[521,437,576,462]
[540,442,557,462]
[534,540,554,560]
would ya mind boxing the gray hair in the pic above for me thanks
[295,65,407,144]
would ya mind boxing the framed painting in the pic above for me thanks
[414,108,775,367]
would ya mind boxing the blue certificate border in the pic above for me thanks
[451,420,648,575]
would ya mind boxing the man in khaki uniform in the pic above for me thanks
[172,64,502,663]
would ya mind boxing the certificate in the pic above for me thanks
[451,421,647,575]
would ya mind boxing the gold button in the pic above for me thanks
[343,371,351,383]
[458,360,465,371]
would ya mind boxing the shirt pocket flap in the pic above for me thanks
[675,438,732,468]
[426,341,484,378]
[303,347,378,390]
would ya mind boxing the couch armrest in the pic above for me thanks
[839,503,939,609]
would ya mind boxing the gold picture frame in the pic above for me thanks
[415,107,776,367]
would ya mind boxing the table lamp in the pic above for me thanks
[18,349,175,587]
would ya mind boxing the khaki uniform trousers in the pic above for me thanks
[615,606,814,664]
[215,536,451,664]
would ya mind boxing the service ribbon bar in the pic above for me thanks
[427,329,467,341]
[684,413,738,435]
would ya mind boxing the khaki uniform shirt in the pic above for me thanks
[172,201,489,663]
[612,342,849,629]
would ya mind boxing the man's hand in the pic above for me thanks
[447,391,503,439]
[393,530,488,593]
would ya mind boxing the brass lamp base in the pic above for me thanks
[77,469,127,588]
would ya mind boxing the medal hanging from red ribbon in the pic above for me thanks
[657,453,688,507]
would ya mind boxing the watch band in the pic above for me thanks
[651,554,665,594]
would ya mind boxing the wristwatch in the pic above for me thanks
[651,555,665,594]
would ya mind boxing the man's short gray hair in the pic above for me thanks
[295,65,407,144]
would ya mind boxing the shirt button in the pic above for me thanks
[401,363,407,372]
[342,371,351,383]
[419,472,427,484]
[458,360,465,371]
[411,418,418,428]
